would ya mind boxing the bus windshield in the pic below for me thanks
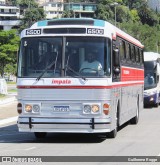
[18,37,111,78]
[144,61,157,90]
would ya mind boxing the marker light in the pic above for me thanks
[25,104,32,112]
[17,103,22,114]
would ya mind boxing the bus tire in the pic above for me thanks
[130,98,139,125]
[34,132,47,139]
[154,102,159,107]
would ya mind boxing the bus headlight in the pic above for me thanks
[25,104,32,112]
[33,104,40,113]
[24,103,40,113]
[91,105,100,113]
[83,105,91,114]
[83,104,100,114]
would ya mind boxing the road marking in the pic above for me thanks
[25,147,36,151]
[0,116,18,126]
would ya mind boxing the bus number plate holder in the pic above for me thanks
[52,106,70,112]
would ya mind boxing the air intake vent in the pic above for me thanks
[47,19,94,26]
[43,28,86,34]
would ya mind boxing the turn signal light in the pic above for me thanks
[17,103,22,114]
[103,103,110,115]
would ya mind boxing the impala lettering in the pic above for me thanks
[52,79,71,85]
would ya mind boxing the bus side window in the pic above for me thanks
[131,45,136,63]
[135,47,140,64]
[119,39,126,63]
[140,50,143,66]
[126,43,131,64]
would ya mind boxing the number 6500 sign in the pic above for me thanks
[87,28,104,35]
[26,29,41,35]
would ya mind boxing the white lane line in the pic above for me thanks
[0,116,18,126]
[25,147,36,151]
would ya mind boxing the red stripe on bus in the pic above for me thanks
[121,67,144,81]
[17,83,144,89]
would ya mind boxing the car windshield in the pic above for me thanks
[144,61,157,90]
[18,36,111,78]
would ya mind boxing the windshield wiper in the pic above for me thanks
[65,65,86,81]
[36,60,56,81]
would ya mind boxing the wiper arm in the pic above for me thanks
[36,60,56,81]
[65,65,86,81]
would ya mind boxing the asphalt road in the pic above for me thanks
[0,101,160,165]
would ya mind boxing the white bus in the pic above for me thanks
[144,52,160,107]
[17,18,144,138]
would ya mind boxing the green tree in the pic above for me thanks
[115,5,132,23]
[120,22,160,52]
[138,4,159,26]
[62,10,75,18]
[130,9,140,23]
[0,30,20,77]
[95,3,113,21]
[18,0,46,32]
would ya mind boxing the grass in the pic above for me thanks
[7,81,16,85]
[0,82,17,100]
[0,94,6,99]
[8,89,17,93]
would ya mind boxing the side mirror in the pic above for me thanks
[157,75,159,83]
[113,49,120,67]
[113,49,120,75]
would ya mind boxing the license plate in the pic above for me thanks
[52,106,70,112]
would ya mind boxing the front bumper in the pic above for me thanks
[17,117,111,133]
[144,94,157,105]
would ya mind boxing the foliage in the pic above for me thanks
[62,10,75,18]
[95,0,160,52]
[0,30,20,77]
[17,0,46,32]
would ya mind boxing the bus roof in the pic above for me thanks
[23,18,144,48]
[144,52,160,61]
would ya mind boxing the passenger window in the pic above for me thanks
[119,40,126,61]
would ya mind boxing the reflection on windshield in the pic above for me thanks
[18,37,111,78]
[144,72,156,90]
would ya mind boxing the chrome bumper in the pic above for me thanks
[17,117,111,133]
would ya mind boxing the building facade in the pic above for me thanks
[0,0,5,5]
[37,0,97,19]
[0,0,20,30]
[0,0,97,30]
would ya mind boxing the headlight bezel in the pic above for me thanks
[83,103,100,114]
[24,103,41,113]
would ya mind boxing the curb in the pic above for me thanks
[0,96,16,105]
